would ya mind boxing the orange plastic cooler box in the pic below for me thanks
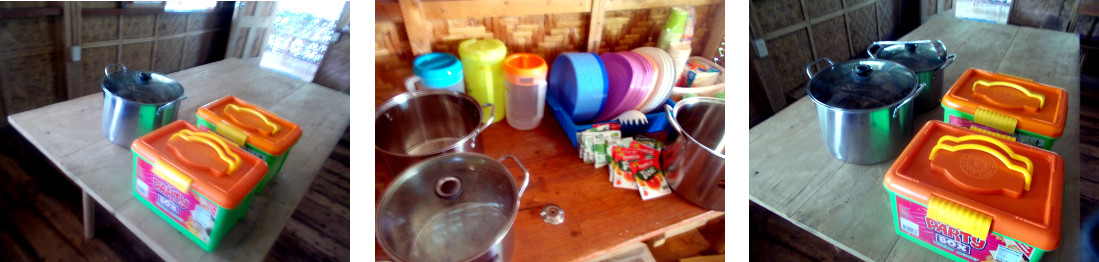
[131,120,269,251]
[196,96,301,192]
[884,121,1063,262]
[941,68,1067,149]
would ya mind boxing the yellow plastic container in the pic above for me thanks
[459,38,508,123]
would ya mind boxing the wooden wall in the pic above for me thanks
[0,2,66,120]
[749,0,907,115]
[69,1,233,99]
[374,0,726,106]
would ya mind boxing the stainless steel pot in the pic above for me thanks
[867,40,955,112]
[101,64,187,147]
[376,153,529,262]
[661,97,724,211]
[805,58,925,165]
[375,89,494,184]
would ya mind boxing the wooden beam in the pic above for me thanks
[586,0,607,52]
[376,1,403,22]
[398,0,434,56]
[700,3,724,60]
[80,6,233,16]
[603,0,724,11]
[0,7,62,18]
[420,0,590,20]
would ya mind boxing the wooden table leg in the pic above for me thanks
[83,191,95,240]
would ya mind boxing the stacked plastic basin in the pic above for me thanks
[131,120,269,251]
[196,95,302,193]
[884,120,1063,261]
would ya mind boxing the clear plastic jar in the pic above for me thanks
[502,53,548,130]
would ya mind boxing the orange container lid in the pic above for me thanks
[942,68,1068,138]
[131,120,268,209]
[196,96,303,155]
[503,53,548,84]
[884,121,1063,250]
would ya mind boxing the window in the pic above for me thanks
[164,1,218,12]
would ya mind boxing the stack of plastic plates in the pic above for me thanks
[549,52,608,123]
[631,47,676,113]
[593,52,652,123]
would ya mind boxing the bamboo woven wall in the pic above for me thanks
[374,0,726,105]
[71,2,233,98]
[0,2,65,119]
[749,0,907,114]
[1009,0,1077,31]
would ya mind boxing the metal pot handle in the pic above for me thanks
[894,83,926,118]
[104,63,127,77]
[155,95,188,123]
[476,103,495,133]
[937,54,957,72]
[804,58,835,79]
[866,42,884,58]
[497,155,530,197]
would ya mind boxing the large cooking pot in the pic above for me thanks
[376,153,529,262]
[805,58,924,165]
[102,64,187,147]
[661,97,724,211]
[375,89,494,185]
[867,40,956,112]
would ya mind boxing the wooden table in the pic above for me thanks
[8,58,351,261]
[373,89,723,261]
[749,15,1081,261]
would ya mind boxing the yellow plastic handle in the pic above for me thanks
[170,129,241,175]
[225,104,280,136]
[927,196,992,241]
[972,80,1045,109]
[931,135,1033,190]
[152,161,193,193]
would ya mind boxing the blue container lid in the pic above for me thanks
[413,52,464,88]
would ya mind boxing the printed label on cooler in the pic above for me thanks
[136,159,219,243]
[895,195,1036,262]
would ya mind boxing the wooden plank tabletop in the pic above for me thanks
[7,58,351,262]
[749,15,1081,261]
[373,86,722,261]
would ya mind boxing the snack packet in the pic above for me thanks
[591,130,620,168]
[607,138,633,181]
[632,159,672,200]
[633,135,664,151]
[611,146,643,189]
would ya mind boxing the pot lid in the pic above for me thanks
[102,64,184,104]
[376,153,520,262]
[869,40,950,72]
[807,59,918,110]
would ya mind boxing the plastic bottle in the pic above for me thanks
[458,38,508,123]
[502,53,548,130]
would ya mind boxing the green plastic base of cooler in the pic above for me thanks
[886,188,1048,262]
[196,117,295,193]
[132,153,255,252]
[941,106,1060,150]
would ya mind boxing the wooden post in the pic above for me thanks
[83,191,95,240]
[586,0,606,52]
[700,3,724,60]
[398,0,433,56]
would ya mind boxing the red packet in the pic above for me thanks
[632,159,671,200]
[611,147,642,190]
